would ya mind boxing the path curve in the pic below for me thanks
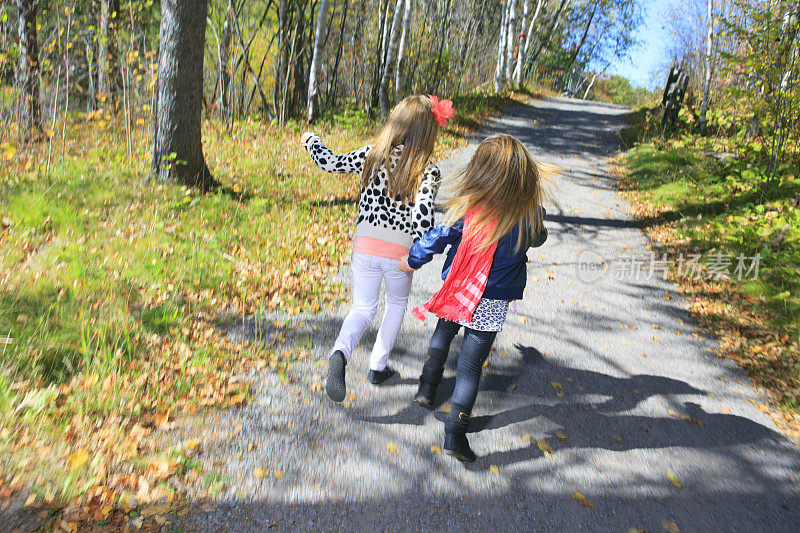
[179,98,800,531]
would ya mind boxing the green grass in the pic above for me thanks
[0,89,529,506]
[621,124,800,416]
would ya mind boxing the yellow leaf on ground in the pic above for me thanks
[522,434,532,442]
[572,491,597,509]
[387,443,397,453]
[551,381,562,389]
[430,446,442,454]
[67,449,89,470]
[442,405,451,413]
[254,467,268,479]
[153,410,170,427]
[506,384,517,393]
[667,472,682,489]
[183,439,200,451]
[230,393,245,405]
[662,520,680,533]
[141,502,171,518]
[554,431,568,440]
[489,465,499,474]
[274,470,282,478]
[612,434,623,442]
[537,439,553,456]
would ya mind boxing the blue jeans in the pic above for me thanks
[420,319,497,434]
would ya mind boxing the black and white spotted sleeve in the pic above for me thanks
[410,163,441,241]
[303,134,372,175]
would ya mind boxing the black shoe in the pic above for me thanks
[367,365,396,385]
[443,433,476,463]
[414,381,437,408]
[326,351,347,402]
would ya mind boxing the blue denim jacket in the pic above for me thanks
[407,209,547,300]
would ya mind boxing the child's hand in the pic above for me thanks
[300,132,314,146]
[398,257,417,272]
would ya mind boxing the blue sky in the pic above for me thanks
[607,0,675,89]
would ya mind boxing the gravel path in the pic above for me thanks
[178,98,800,532]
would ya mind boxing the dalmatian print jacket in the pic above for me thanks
[303,134,440,251]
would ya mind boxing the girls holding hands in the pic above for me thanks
[301,95,454,402]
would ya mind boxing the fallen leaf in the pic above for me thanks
[67,449,89,470]
[489,465,499,474]
[611,434,623,442]
[141,502,171,518]
[230,393,245,405]
[274,470,283,478]
[522,434,532,442]
[554,431,568,440]
[430,445,442,454]
[551,381,562,389]
[153,410,170,427]
[662,520,680,533]
[667,472,682,489]
[183,439,200,451]
[254,467,269,479]
[572,491,597,509]
[442,405,451,413]
[506,384,517,393]
[387,443,397,454]
[537,439,553,456]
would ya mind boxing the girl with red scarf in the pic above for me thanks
[400,134,551,462]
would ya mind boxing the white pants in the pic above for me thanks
[333,253,413,371]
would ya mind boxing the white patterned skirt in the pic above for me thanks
[456,299,510,332]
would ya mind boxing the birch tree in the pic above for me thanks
[308,0,330,122]
[215,0,234,115]
[494,0,509,92]
[505,0,517,83]
[379,0,405,118]
[395,0,413,102]
[514,0,543,84]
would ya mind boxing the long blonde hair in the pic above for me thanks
[443,134,555,251]
[362,95,439,202]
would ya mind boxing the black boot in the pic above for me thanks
[326,350,347,402]
[443,403,476,462]
[415,348,448,408]
[414,381,437,408]
[443,432,476,463]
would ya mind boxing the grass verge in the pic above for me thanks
[617,109,800,440]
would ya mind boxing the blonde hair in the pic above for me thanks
[362,95,439,202]
[443,134,555,252]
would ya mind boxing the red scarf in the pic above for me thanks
[412,208,498,323]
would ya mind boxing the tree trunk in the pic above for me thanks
[151,0,215,189]
[308,0,330,122]
[16,0,41,136]
[515,0,542,85]
[700,0,713,135]
[326,0,349,107]
[512,0,530,86]
[216,0,234,114]
[494,0,508,93]
[379,0,405,118]
[394,0,412,102]
[505,0,517,83]
[97,0,121,107]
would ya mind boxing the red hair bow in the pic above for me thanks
[428,95,455,127]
